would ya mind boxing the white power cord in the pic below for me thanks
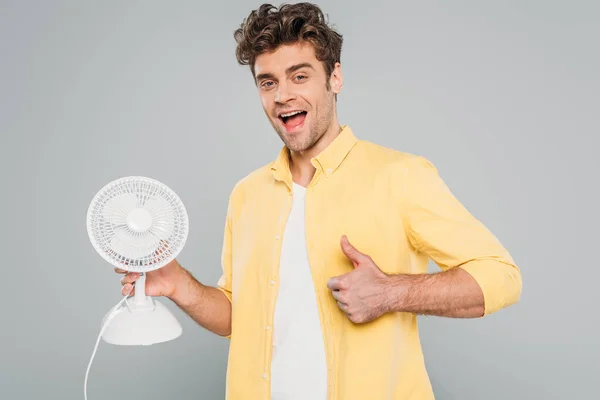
[84,291,131,400]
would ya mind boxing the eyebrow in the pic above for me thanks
[255,62,315,82]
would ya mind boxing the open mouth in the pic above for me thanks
[278,110,307,131]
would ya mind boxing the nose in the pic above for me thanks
[274,82,295,103]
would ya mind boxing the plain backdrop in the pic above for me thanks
[1,1,598,399]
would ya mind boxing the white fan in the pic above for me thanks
[84,176,189,399]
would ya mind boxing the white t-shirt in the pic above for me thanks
[270,182,328,400]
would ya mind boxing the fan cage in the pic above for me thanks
[86,176,189,273]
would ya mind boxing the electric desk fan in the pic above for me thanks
[84,176,189,399]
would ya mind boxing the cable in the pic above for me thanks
[84,292,131,400]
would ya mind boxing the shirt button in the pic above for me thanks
[262,373,268,379]
[326,168,333,173]
[275,235,280,240]
[269,279,275,286]
[266,325,271,331]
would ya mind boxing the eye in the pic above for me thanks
[294,74,308,82]
[260,80,276,90]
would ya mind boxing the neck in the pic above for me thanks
[289,119,341,186]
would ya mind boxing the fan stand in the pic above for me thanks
[130,273,154,310]
[101,272,182,346]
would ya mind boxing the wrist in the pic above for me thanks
[168,266,190,302]
[169,266,204,307]
[383,274,411,313]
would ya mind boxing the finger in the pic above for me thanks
[121,283,135,296]
[337,301,349,314]
[327,275,349,291]
[331,289,340,301]
[340,235,367,266]
[327,277,340,291]
[120,272,139,285]
[331,290,348,304]
[114,267,127,274]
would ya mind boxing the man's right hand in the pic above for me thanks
[115,256,233,337]
[115,258,186,298]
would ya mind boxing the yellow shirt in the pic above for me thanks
[216,125,522,400]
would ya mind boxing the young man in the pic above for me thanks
[117,3,522,399]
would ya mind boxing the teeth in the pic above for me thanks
[280,111,303,118]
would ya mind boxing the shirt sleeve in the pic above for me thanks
[399,155,523,316]
[215,190,235,339]
[216,194,234,305]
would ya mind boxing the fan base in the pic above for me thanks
[101,297,182,346]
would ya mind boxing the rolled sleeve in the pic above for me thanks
[400,155,522,315]
[459,258,522,315]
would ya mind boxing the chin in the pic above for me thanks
[285,141,310,152]
[280,134,304,150]
[285,133,319,153]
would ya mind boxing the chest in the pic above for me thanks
[230,175,412,287]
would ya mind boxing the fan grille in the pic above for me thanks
[86,176,189,272]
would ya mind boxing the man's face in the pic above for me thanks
[253,42,342,153]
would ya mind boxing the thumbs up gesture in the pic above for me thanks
[326,235,392,324]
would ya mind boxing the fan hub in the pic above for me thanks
[126,208,153,232]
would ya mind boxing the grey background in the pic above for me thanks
[1,0,598,399]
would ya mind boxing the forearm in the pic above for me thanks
[169,269,232,337]
[386,267,485,318]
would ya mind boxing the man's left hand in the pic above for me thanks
[327,235,392,324]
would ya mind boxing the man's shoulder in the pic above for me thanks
[226,161,275,202]
[354,139,437,174]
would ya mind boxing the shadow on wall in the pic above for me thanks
[431,378,456,400]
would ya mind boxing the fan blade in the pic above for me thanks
[143,196,169,213]
[109,235,135,260]
[145,197,176,240]
[102,193,138,223]
[110,234,159,260]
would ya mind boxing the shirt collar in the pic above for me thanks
[270,125,358,183]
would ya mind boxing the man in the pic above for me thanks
[117,3,522,399]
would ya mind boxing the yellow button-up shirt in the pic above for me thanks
[216,125,522,400]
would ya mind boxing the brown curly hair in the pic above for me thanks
[234,3,343,89]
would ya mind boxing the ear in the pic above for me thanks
[330,62,343,94]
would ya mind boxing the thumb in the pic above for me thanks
[340,235,365,267]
